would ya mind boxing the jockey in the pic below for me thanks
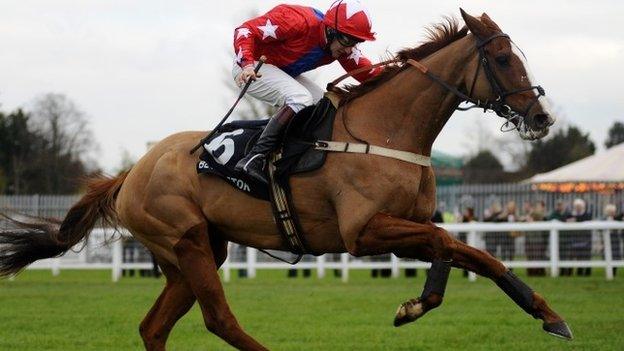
[233,0,380,184]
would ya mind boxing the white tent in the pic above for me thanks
[530,142,624,183]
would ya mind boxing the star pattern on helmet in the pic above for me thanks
[236,27,251,40]
[331,0,372,25]
[348,47,362,65]
[257,19,279,40]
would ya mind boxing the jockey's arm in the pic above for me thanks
[337,47,381,83]
[233,5,305,70]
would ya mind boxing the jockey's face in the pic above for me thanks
[329,39,353,58]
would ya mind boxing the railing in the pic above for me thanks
[11,221,624,283]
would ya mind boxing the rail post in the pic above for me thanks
[603,229,614,280]
[222,243,231,283]
[341,253,349,283]
[247,247,257,279]
[112,239,123,282]
[391,254,400,278]
[467,229,477,282]
[549,228,559,278]
[317,254,325,279]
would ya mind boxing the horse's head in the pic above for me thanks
[460,9,554,140]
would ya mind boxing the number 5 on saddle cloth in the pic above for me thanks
[196,97,337,260]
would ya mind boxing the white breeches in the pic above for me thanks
[232,62,324,113]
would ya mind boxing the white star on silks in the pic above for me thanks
[236,27,251,40]
[331,0,372,26]
[235,46,243,64]
[348,48,362,65]
[257,19,279,40]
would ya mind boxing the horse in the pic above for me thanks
[0,10,571,350]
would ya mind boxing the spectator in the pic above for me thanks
[431,208,444,224]
[525,201,548,277]
[547,200,569,221]
[493,201,518,262]
[564,198,593,276]
[484,202,504,258]
[604,204,623,275]
[521,201,533,221]
[457,207,475,277]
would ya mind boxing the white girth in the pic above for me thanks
[313,140,432,167]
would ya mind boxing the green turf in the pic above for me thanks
[0,269,622,350]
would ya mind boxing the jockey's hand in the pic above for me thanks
[236,65,262,86]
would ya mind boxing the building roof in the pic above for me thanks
[529,142,624,183]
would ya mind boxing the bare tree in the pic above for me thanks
[31,93,96,160]
[30,93,99,193]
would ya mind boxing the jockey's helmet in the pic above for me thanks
[324,0,376,44]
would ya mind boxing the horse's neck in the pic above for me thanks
[345,36,477,156]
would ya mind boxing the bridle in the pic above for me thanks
[329,32,547,134]
[407,32,546,132]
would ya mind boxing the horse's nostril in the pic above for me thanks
[534,113,550,128]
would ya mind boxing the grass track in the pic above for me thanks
[0,269,622,350]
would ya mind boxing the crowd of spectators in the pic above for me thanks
[433,198,624,277]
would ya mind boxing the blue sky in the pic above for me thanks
[1,0,622,171]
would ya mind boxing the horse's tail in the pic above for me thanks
[0,171,130,277]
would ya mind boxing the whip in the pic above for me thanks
[189,56,267,154]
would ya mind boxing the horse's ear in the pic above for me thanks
[460,8,490,40]
[480,12,502,32]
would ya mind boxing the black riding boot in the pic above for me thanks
[235,105,296,184]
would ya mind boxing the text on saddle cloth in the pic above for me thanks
[196,97,337,201]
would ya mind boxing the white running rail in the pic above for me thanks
[11,221,624,282]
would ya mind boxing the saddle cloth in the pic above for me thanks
[196,97,336,201]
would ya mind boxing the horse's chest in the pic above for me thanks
[378,169,435,222]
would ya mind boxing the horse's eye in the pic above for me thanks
[495,55,510,67]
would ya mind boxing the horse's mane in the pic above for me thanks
[338,17,469,106]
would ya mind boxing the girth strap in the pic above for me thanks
[314,140,432,167]
[267,151,307,258]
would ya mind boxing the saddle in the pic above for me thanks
[197,96,337,200]
[197,95,338,257]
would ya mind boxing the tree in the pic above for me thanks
[30,93,98,193]
[0,109,43,194]
[524,125,595,175]
[605,121,624,148]
[463,150,505,183]
[115,148,137,175]
[0,168,5,194]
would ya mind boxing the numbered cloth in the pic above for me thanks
[197,97,336,201]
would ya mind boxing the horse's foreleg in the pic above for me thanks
[173,223,269,351]
[346,213,455,326]
[350,213,572,339]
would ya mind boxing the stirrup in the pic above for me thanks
[241,154,265,172]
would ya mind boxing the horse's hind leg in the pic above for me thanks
[352,214,572,339]
[139,260,196,351]
[140,235,229,351]
[449,239,572,339]
[173,222,268,351]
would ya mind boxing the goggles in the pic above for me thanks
[336,32,362,47]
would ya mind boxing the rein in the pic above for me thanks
[330,32,546,134]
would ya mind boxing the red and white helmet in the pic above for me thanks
[324,0,376,41]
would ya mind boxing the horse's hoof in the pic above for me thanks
[542,320,573,340]
[393,298,425,327]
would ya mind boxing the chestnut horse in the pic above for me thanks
[0,10,571,350]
